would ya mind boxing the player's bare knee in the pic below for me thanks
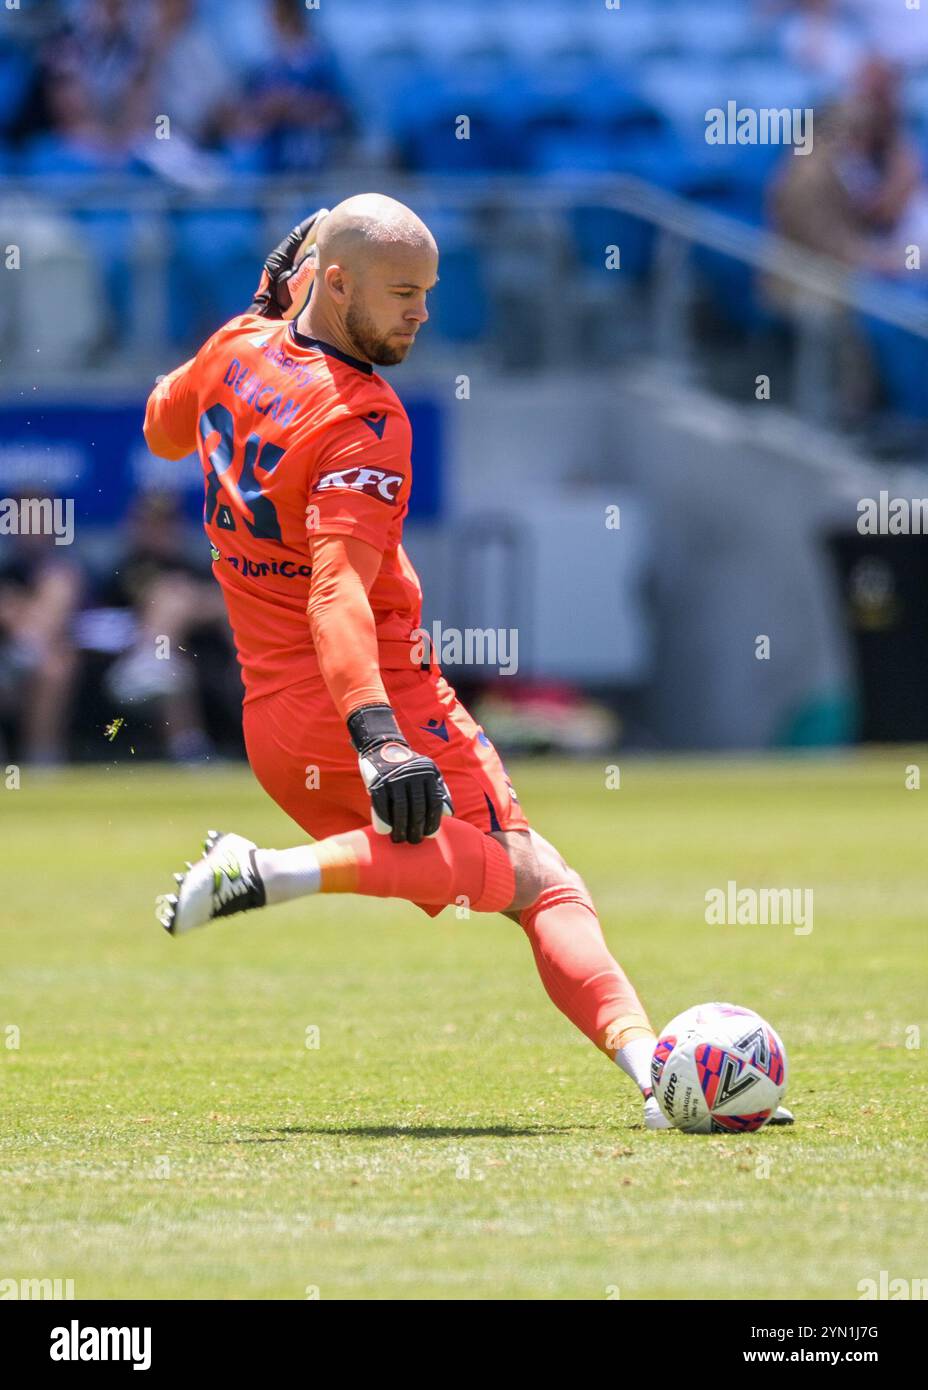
[493,831,571,911]
[492,830,544,912]
[493,830,588,914]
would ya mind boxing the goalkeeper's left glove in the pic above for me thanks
[348,703,454,845]
[249,208,330,321]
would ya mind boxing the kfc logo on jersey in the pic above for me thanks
[313,465,404,504]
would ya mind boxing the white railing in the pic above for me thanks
[1,172,924,416]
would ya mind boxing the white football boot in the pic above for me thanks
[644,1095,672,1130]
[156,830,266,936]
[643,1098,795,1130]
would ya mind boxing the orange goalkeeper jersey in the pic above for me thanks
[144,315,426,703]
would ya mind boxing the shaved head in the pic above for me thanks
[300,193,438,366]
[316,193,436,272]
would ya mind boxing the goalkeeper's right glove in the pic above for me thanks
[348,704,454,845]
[249,208,330,321]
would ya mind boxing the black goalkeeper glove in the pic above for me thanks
[249,208,330,320]
[348,704,454,845]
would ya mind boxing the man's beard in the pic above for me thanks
[345,296,411,367]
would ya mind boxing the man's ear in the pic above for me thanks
[323,263,349,302]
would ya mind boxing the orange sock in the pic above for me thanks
[519,885,652,1057]
[313,819,515,913]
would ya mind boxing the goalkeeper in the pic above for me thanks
[146,194,791,1128]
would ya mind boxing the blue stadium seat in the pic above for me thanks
[522,48,652,129]
[569,203,655,281]
[692,247,771,333]
[856,281,928,420]
[727,60,819,116]
[343,40,437,129]
[395,74,527,173]
[527,84,693,282]
[718,140,793,198]
[169,209,262,346]
[0,39,33,137]
[684,160,772,223]
[428,244,489,343]
[20,135,124,180]
[391,37,540,172]
[401,109,523,172]
[526,70,690,182]
[640,59,731,135]
[686,184,776,333]
[659,3,760,61]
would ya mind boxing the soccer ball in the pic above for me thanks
[651,1002,788,1133]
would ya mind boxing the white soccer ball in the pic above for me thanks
[651,1002,788,1133]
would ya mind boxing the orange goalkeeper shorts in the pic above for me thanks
[242,664,530,844]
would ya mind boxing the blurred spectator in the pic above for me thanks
[128,0,233,190]
[142,0,232,147]
[221,0,351,173]
[46,0,151,141]
[22,66,134,175]
[25,1,239,178]
[851,58,928,250]
[0,511,84,765]
[96,492,234,763]
[768,58,928,421]
[769,60,926,272]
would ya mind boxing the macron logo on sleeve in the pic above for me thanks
[313,466,404,504]
[361,411,388,439]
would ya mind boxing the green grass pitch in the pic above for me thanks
[1,754,925,1300]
